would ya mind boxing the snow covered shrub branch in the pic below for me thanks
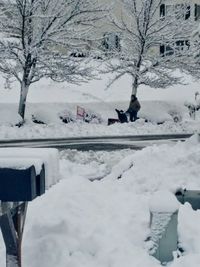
[0,0,108,120]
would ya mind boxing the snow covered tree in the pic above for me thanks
[0,0,106,120]
[186,23,200,77]
[105,0,196,101]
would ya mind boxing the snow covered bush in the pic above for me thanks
[32,107,103,125]
[139,104,173,124]
[184,101,200,119]
[58,109,75,124]
[32,108,62,125]
[168,110,182,123]
[84,109,103,124]
[138,101,185,124]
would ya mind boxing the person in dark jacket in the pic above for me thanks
[126,95,141,122]
[115,109,128,123]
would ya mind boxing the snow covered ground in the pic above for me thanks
[0,70,198,142]
[0,72,200,139]
[0,74,200,266]
[0,100,199,139]
[0,135,199,267]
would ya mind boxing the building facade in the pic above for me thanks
[95,0,200,56]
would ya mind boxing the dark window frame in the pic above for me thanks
[102,32,121,52]
[195,4,200,21]
[160,40,190,57]
[160,3,191,20]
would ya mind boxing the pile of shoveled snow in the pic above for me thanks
[0,101,185,125]
[0,101,199,140]
[106,134,200,192]
[0,135,197,267]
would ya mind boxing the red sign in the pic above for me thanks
[77,106,85,119]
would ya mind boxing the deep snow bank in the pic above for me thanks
[0,101,199,139]
[0,136,197,267]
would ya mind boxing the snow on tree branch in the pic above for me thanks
[104,0,198,98]
[0,0,109,119]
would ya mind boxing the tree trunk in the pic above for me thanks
[131,77,138,96]
[18,82,29,121]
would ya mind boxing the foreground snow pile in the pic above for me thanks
[106,134,200,192]
[0,136,198,266]
[149,190,180,213]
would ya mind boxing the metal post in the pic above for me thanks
[0,202,28,267]
[149,211,178,264]
[148,191,180,265]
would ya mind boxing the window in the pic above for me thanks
[102,33,121,52]
[160,4,191,20]
[160,4,165,18]
[185,5,191,19]
[195,4,200,20]
[175,40,190,52]
[160,40,190,56]
[160,44,174,56]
